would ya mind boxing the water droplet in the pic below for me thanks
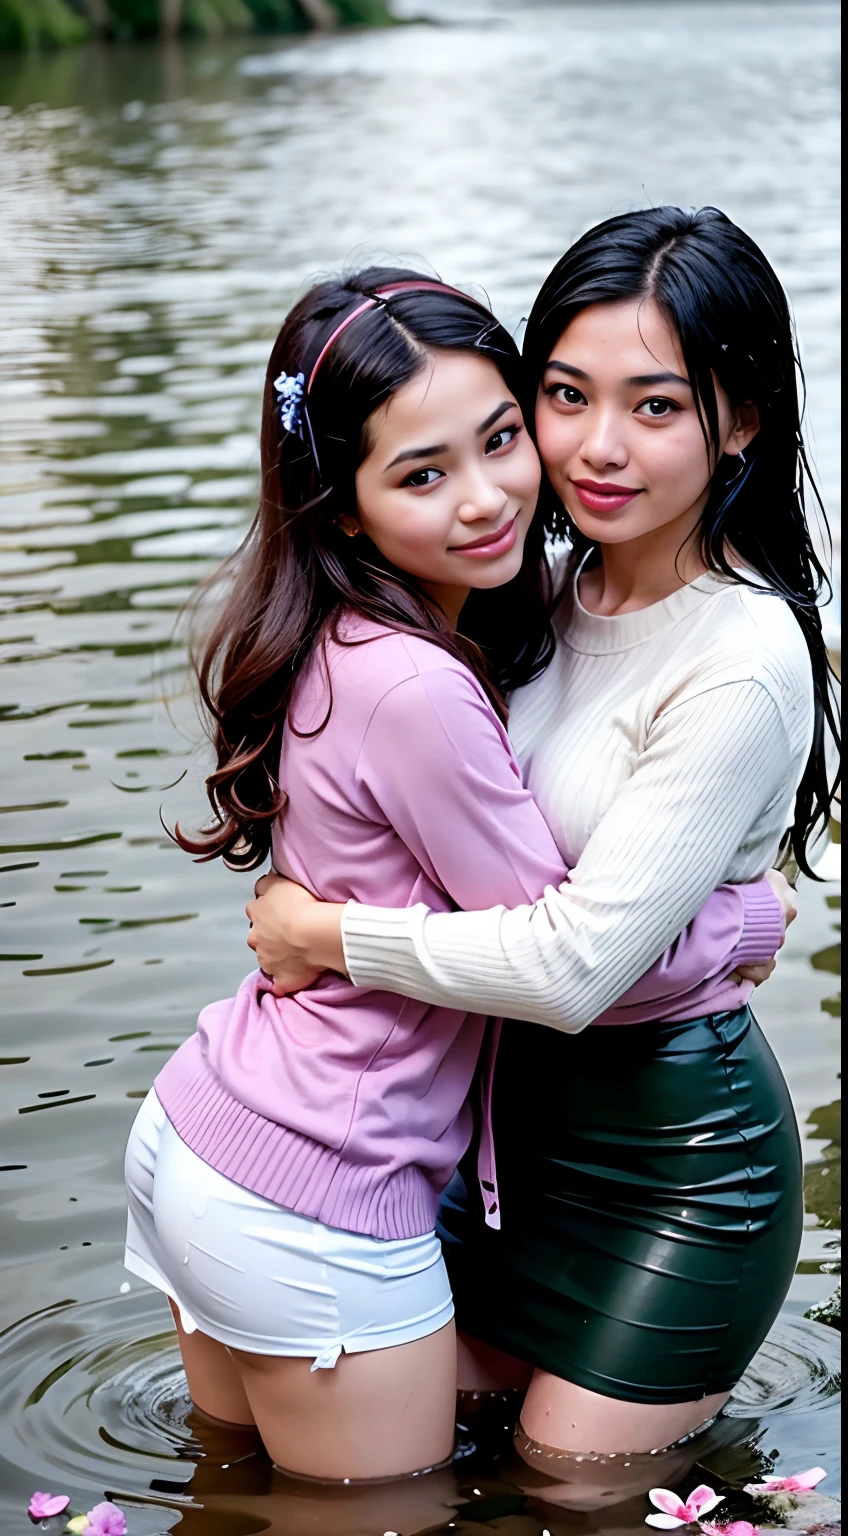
[119,1282,130,1294]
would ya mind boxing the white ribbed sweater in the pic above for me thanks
[342,567,815,1033]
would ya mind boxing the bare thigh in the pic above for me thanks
[169,1300,256,1427]
[520,1370,731,1455]
[231,1320,458,1482]
[453,1325,728,1456]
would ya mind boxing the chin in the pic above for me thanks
[470,554,525,589]
[566,506,653,544]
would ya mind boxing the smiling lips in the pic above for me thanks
[452,515,519,558]
[571,479,643,513]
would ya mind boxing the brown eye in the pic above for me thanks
[486,426,520,454]
[548,384,586,407]
[638,397,681,418]
[403,467,443,489]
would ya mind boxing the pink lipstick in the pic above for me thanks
[451,516,518,559]
[571,480,643,514]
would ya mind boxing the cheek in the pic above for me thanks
[638,420,712,500]
[535,402,579,484]
[510,439,543,504]
[359,496,449,569]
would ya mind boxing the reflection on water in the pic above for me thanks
[0,1,840,1531]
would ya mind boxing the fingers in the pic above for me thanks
[737,958,778,986]
[764,867,799,929]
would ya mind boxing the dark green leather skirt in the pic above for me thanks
[438,1008,803,1404]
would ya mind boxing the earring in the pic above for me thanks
[335,516,360,539]
[728,450,747,483]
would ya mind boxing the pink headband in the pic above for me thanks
[307,280,495,393]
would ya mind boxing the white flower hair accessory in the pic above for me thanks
[273,371,306,437]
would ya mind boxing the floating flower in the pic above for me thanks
[744,1468,827,1496]
[702,1522,760,1536]
[646,1486,725,1528]
[28,1492,71,1521]
[81,1505,127,1536]
[65,1521,89,1535]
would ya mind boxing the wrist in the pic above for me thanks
[299,901,347,975]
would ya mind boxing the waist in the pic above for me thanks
[502,1005,754,1065]
[154,1043,442,1240]
[592,973,754,1027]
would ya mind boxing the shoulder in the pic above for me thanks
[662,579,814,750]
[301,615,494,732]
[686,580,812,696]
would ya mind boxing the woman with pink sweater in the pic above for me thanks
[123,267,786,1483]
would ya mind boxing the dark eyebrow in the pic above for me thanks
[385,442,450,471]
[625,370,691,390]
[384,401,517,472]
[546,361,691,391]
[546,361,590,381]
[478,401,517,435]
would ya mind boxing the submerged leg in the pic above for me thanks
[169,1299,256,1427]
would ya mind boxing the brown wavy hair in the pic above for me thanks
[175,266,556,870]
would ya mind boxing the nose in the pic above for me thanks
[456,464,509,523]
[580,406,628,472]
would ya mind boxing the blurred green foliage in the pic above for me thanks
[0,0,394,46]
[0,0,88,48]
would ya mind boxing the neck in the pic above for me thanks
[419,581,469,631]
[586,501,710,617]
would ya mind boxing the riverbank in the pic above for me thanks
[0,0,396,50]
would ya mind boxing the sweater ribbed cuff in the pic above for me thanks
[729,882,786,968]
[342,900,432,994]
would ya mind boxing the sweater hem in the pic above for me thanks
[154,1043,440,1242]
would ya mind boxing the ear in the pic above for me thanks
[335,514,362,539]
[725,401,760,458]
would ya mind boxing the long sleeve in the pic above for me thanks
[344,678,791,1033]
[355,664,568,913]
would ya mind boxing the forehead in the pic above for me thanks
[550,298,687,377]
[369,350,513,445]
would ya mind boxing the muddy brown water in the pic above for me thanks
[0,4,840,1533]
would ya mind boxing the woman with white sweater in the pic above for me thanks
[247,208,840,1464]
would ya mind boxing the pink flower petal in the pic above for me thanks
[650,1489,689,1519]
[745,1467,828,1496]
[685,1492,724,1523]
[28,1491,71,1520]
[84,1504,127,1536]
[687,1486,724,1519]
[646,1516,688,1529]
[795,1469,828,1491]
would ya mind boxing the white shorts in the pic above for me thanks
[124,1089,454,1369]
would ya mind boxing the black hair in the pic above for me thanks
[178,266,554,868]
[524,206,840,878]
